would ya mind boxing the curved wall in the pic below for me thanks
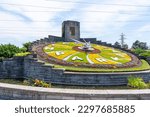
[0,35,150,86]
[1,83,150,100]
[23,55,150,86]
[0,54,150,86]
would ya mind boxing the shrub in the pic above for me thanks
[23,80,31,86]
[23,78,51,88]
[140,51,150,57]
[33,79,51,88]
[127,76,148,89]
[14,52,31,57]
[133,48,145,55]
[147,82,150,89]
[0,44,21,58]
[23,78,34,86]
[23,42,31,52]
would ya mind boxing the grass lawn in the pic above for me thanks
[53,60,150,72]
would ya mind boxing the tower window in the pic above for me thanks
[70,27,75,36]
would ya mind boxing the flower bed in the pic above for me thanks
[33,42,142,69]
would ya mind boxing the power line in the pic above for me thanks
[1,2,150,9]
[1,3,150,16]
[1,29,150,33]
[0,3,67,9]
[0,20,149,22]
[22,10,150,16]
[0,30,96,33]
[46,0,150,7]
[0,29,59,33]
[1,2,150,16]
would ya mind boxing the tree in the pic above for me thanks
[0,44,21,58]
[132,40,140,49]
[114,41,121,48]
[133,48,145,55]
[132,40,148,50]
[122,44,128,49]
[23,42,31,52]
[139,42,148,50]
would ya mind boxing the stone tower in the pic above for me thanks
[62,20,80,41]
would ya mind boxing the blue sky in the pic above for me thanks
[0,0,150,47]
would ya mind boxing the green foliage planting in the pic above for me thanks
[23,78,51,88]
[34,79,51,88]
[133,48,145,55]
[0,44,29,58]
[23,42,31,52]
[127,76,148,89]
[43,42,135,68]
[0,44,21,58]
[19,47,27,53]
[53,60,150,72]
[147,82,150,89]
[140,51,150,57]
[23,80,31,86]
[132,40,148,50]
[15,52,31,57]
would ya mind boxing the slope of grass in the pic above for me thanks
[53,60,150,72]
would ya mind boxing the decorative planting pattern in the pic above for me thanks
[36,42,142,68]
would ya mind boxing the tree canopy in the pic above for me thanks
[114,41,121,48]
[23,42,31,52]
[0,44,21,58]
[132,40,148,50]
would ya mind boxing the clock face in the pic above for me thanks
[43,42,132,65]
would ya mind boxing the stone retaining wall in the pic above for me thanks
[1,55,150,86]
[0,35,150,86]
[0,57,24,79]
[0,83,150,100]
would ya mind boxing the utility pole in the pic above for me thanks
[120,33,126,48]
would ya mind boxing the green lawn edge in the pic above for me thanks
[52,60,150,73]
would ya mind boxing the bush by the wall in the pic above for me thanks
[127,76,148,89]
[133,48,146,55]
[34,79,51,88]
[0,44,21,58]
[140,51,150,58]
[14,52,31,57]
[23,78,51,88]
[147,82,150,89]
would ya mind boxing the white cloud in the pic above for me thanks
[0,0,150,47]
[137,24,150,32]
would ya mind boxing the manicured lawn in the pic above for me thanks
[53,60,150,72]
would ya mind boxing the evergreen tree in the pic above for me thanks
[122,44,128,49]
[114,41,121,48]
[132,40,148,50]
[23,42,31,52]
